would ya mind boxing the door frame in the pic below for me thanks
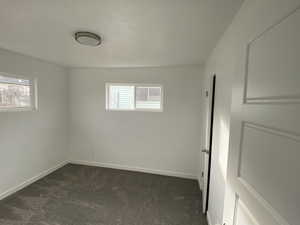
[202,74,216,213]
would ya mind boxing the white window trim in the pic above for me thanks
[105,82,164,112]
[0,72,38,112]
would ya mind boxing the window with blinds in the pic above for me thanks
[0,74,36,111]
[106,83,163,111]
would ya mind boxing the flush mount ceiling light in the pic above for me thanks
[74,31,102,47]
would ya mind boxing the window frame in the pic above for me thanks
[0,72,38,112]
[105,82,164,112]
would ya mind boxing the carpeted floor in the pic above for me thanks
[0,164,208,225]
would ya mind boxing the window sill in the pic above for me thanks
[0,107,37,112]
[105,109,163,113]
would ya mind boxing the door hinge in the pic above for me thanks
[202,149,210,154]
[205,90,209,97]
[201,172,204,177]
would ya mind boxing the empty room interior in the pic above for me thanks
[0,0,299,225]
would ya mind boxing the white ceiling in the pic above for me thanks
[0,0,243,68]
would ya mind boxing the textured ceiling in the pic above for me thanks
[0,0,243,67]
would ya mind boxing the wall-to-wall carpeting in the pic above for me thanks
[0,164,208,225]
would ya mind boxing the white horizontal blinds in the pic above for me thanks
[108,85,135,110]
[136,86,161,110]
[0,75,32,108]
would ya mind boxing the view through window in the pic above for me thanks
[0,75,34,110]
[106,83,163,111]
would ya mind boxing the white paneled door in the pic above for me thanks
[223,6,300,225]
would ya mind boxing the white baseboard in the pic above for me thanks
[69,160,197,180]
[0,160,68,200]
[0,159,196,201]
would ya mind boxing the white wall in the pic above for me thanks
[68,66,204,179]
[0,48,69,198]
[201,0,300,224]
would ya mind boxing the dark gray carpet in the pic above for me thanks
[0,164,208,225]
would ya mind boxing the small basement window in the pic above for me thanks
[0,74,36,111]
[106,83,163,112]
